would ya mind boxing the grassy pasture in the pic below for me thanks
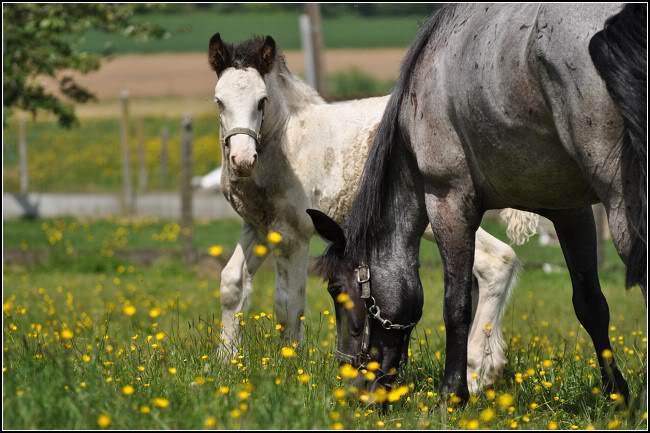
[2,217,647,429]
[74,12,426,55]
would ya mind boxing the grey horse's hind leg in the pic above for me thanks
[543,207,630,403]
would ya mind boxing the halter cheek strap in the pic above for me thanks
[334,262,418,372]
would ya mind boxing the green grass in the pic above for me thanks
[3,217,647,429]
[74,12,426,55]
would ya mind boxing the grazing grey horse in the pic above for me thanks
[207,33,539,391]
[308,3,646,403]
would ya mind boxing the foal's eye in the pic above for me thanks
[258,97,268,111]
[214,98,224,110]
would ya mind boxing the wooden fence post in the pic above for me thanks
[120,90,134,215]
[18,113,29,194]
[137,119,148,193]
[160,126,169,189]
[180,114,194,263]
[305,3,326,97]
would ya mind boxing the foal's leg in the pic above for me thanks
[545,207,630,401]
[219,223,267,357]
[466,227,520,394]
[272,231,310,344]
[426,193,482,403]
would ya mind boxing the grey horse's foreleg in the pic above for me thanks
[425,225,519,394]
[425,193,482,403]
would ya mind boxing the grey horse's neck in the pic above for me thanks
[360,149,428,267]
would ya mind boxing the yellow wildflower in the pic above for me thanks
[280,347,296,358]
[123,304,136,316]
[204,416,217,428]
[497,393,514,410]
[97,414,111,428]
[254,244,268,256]
[480,408,496,422]
[267,231,283,244]
[152,397,169,409]
[338,363,358,380]
[208,245,224,257]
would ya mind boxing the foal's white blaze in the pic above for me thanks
[214,68,267,177]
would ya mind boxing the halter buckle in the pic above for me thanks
[356,265,370,284]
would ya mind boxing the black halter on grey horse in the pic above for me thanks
[308,3,646,403]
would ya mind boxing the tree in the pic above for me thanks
[3,4,166,127]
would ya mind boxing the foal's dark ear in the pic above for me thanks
[258,35,276,75]
[208,33,231,75]
[306,209,345,247]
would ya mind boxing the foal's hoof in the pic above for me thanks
[215,343,238,364]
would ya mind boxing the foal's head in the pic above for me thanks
[307,209,424,393]
[208,34,275,178]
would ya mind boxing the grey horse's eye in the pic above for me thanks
[327,285,341,296]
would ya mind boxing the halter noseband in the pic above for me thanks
[334,263,418,371]
[220,104,266,152]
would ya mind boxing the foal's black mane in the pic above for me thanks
[317,6,457,277]
[209,34,287,76]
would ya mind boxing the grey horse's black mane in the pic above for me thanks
[318,5,457,273]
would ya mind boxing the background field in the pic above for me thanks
[75,12,428,54]
[3,217,647,429]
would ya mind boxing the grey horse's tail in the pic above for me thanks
[589,4,647,293]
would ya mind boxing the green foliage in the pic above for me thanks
[2,4,166,127]
[2,114,221,192]
[328,68,395,100]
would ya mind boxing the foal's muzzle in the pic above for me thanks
[223,128,260,178]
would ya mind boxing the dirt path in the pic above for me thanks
[41,48,406,101]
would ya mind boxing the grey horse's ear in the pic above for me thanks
[306,209,345,247]
[208,33,231,75]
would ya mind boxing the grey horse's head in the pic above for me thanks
[307,209,423,393]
